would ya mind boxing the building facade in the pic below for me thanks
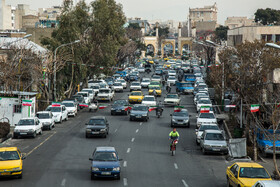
[227,26,280,47]
[0,0,13,30]
[14,4,37,30]
[189,3,217,28]
[225,17,256,29]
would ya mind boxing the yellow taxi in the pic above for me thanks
[164,57,169,61]
[0,147,25,179]
[149,60,154,64]
[128,91,144,104]
[226,162,271,187]
[149,86,162,96]
[163,63,171,68]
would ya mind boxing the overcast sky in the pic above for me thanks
[6,0,280,24]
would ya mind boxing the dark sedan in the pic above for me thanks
[129,104,149,122]
[111,100,130,115]
[170,109,190,128]
[85,116,109,138]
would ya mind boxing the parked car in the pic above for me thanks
[257,129,280,157]
[36,111,55,130]
[85,116,109,138]
[170,109,190,128]
[142,95,156,107]
[61,101,78,117]
[196,123,219,145]
[226,162,271,187]
[164,94,181,106]
[89,147,122,180]
[196,112,217,128]
[130,82,141,92]
[0,147,26,179]
[200,130,228,155]
[112,82,124,92]
[46,105,68,123]
[13,117,43,138]
[129,104,149,122]
[111,99,130,115]
[128,91,144,104]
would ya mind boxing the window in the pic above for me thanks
[261,34,266,41]
[267,35,272,42]
[13,105,22,113]
[276,35,280,42]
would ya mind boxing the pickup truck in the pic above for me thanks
[96,88,115,101]
[257,129,280,157]
[184,74,196,83]
[175,81,194,94]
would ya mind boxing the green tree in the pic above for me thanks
[151,26,169,37]
[215,25,229,44]
[255,8,280,25]
[128,23,141,30]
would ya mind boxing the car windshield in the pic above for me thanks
[173,112,188,117]
[46,107,61,112]
[199,99,211,104]
[114,100,127,105]
[199,85,207,89]
[18,119,35,126]
[114,83,122,86]
[168,77,176,80]
[83,90,93,94]
[142,80,150,83]
[91,86,99,89]
[119,80,125,83]
[133,106,148,111]
[36,113,50,119]
[0,151,20,161]
[239,167,270,178]
[88,119,106,125]
[152,75,160,79]
[169,70,176,73]
[143,97,155,101]
[93,152,118,161]
[167,94,178,98]
[99,90,109,94]
[131,83,140,86]
[205,133,224,140]
[199,113,215,119]
[151,87,160,90]
[131,92,142,96]
[155,70,161,73]
[62,102,74,107]
[200,125,219,131]
[182,83,193,87]
[77,93,88,97]
[150,82,159,85]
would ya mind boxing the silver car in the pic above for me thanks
[200,130,228,155]
[129,104,149,122]
[170,109,190,128]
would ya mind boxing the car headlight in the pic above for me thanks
[92,167,99,171]
[13,167,21,171]
[100,129,106,132]
[44,122,51,125]
[172,119,176,122]
[113,167,120,171]
[130,113,135,116]
[184,119,189,123]
[204,144,211,148]
[28,129,34,132]
[142,114,147,117]
[14,129,19,132]
[86,129,91,132]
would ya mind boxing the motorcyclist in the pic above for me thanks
[153,88,157,96]
[156,101,163,116]
[166,82,171,93]
[169,128,179,150]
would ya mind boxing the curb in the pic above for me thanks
[0,134,12,144]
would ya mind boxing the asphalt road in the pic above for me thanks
[0,72,229,187]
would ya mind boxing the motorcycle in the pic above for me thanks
[156,108,163,118]
[170,139,178,156]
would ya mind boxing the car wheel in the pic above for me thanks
[188,122,190,128]
[196,140,199,145]
[91,174,96,180]
[130,117,133,121]
[111,112,114,115]
[33,132,36,138]
[18,173,22,179]
[202,148,207,155]
[226,178,231,187]
[65,116,68,121]
[59,118,62,124]
[116,175,120,180]
[39,129,42,135]
[85,134,89,138]
[103,134,107,138]
[13,134,18,139]
[49,125,52,130]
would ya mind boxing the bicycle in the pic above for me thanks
[170,139,178,156]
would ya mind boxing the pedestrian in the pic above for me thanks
[162,80,165,87]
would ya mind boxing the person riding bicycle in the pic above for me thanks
[169,128,179,150]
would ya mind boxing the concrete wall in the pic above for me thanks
[22,15,39,29]
[196,21,217,32]
[26,27,55,45]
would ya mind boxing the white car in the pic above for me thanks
[112,82,124,92]
[99,82,109,89]
[36,111,55,130]
[81,88,95,102]
[62,101,78,117]
[167,76,176,86]
[96,88,115,101]
[196,112,217,128]
[118,79,127,89]
[141,79,150,88]
[142,95,157,106]
[46,105,68,123]
[195,123,219,145]
[151,75,161,82]
[90,85,100,96]
[196,98,212,112]
[13,117,43,138]
[130,82,141,92]
[168,70,176,77]
[77,91,90,104]
[164,94,181,106]
[194,93,209,105]
[138,67,145,73]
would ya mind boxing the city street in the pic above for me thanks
[0,79,228,187]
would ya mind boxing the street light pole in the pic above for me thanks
[53,40,80,101]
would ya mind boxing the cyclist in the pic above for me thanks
[169,128,179,150]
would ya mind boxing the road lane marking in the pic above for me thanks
[174,163,178,169]
[123,178,128,186]
[115,129,118,133]
[123,161,127,167]
[61,178,66,186]
[127,148,131,153]
[136,129,139,133]
[27,132,56,156]
[182,180,189,187]
[140,122,142,126]
[131,138,135,142]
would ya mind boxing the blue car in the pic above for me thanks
[89,147,122,180]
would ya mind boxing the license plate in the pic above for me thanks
[116,110,121,112]
[178,123,183,125]
[92,132,99,134]
[101,98,105,100]
[1,172,10,175]
[20,133,27,135]
[136,116,141,118]
[101,172,111,175]
[213,148,220,151]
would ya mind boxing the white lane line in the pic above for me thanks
[127,148,131,153]
[114,129,118,133]
[131,138,135,142]
[136,129,139,133]
[61,178,66,186]
[123,178,128,186]
[27,132,56,156]
[123,161,127,167]
[140,122,143,126]
[182,179,189,187]
[174,163,178,169]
